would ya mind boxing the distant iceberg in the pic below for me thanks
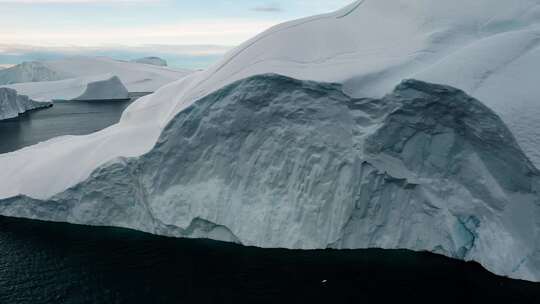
[2,74,129,102]
[0,88,51,120]
[0,57,191,92]
[131,57,168,67]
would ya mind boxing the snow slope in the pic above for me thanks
[1,75,539,282]
[135,0,540,166]
[0,0,539,281]
[0,88,51,120]
[0,57,192,92]
[131,57,168,67]
[2,74,129,102]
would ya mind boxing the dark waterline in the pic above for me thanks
[0,216,539,304]
[0,99,134,154]
[0,100,539,303]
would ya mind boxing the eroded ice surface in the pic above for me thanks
[1,75,539,282]
[0,88,51,120]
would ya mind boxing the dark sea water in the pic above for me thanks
[0,216,539,304]
[0,100,134,154]
[0,100,539,303]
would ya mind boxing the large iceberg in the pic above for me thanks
[0,57,192,92]
[2,74,129,102]
[0,88,51,120]
[1,75,539,281]
[0,0,540,282]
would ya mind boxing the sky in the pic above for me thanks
[0,0,352,69]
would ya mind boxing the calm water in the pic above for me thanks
[0,100,134,154]
[0,216,539,304]
[0,101,539,303]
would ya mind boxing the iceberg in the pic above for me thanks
[0,61,65,84]
[0,88,51,120]
[0,56,192,92]
[1,75,539,282]
[0,0,540,282]
[131,57,168,67]
[2,74,129,102]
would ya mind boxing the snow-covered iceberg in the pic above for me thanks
[2,74,129,102]
[1,75,539,281]
[0,61,65,84]
[0,0,540,282]
[0,88,51,120]
[0,57,191,92]
[131,57,168,67]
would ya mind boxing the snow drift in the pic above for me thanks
[1,75,539,281]
[0,0,540,281]
[0,57,191,92]
[0,88,51,120]
[2,74,129,102]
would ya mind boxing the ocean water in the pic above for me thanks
[0,216,539,304]
[0,99,134,154]
[0,100,539,303]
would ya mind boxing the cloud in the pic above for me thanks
[0,19,279,46]
[0,43,233,56]
[251,3,282,13]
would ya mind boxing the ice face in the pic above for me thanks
[1,75,538,281]
[75,75,129,101]
[0,88,51,120]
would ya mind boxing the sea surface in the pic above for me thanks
[0,99,134,154]
[0,100,539,303]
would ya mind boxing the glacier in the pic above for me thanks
[1,75,539,281]
[2,74,129,102]
[0,88,52,120]
[0,0,540,282]
[0,57,192,92]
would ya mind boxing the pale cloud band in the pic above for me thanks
[0,43,233,56]
[0,0,161,3]
[0,19,279,46]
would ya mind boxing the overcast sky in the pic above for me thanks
[1,0,352,46]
